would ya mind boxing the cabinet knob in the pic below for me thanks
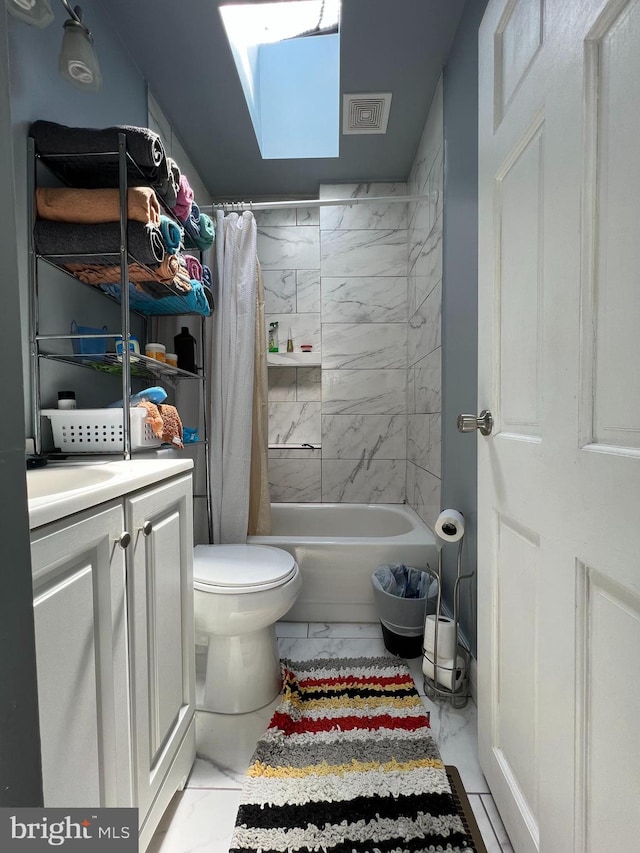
[116,531,131,549]
[141,521,153,537]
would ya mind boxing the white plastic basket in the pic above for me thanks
[42,408,161,453]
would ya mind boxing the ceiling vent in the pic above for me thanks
[342,93,392,134]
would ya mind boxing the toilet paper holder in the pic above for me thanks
[422,511,474,708]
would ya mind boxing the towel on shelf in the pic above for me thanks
[194,212,215,250]
[172,174,194,220]
[202,264,212,289]
[158,404,184,448]
[35,219,165,266]
[100,279,211,316]
[137,401,184,448]
[159,215,184,253]
[182,204,215,251]
[181,200,200,237]
[201,281,214,312]
[36,186,161,227]
[65,253,187,287]
[183,254,203,282]
[157,157,181,208]
[30,120,170,189]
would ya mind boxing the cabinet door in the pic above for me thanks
[125,475,195,820]
[31,503,132,807]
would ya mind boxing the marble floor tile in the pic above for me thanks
[421,694,489,794]
[147,788,243,853]
[481,794,514,851]
[308,622,383,639]
[156,620,491,853]
[278,636,393,660]
[190,697,281,789]
[468,795,502,853]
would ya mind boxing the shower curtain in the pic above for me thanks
[208,211,270,543]
[248,261,272,536]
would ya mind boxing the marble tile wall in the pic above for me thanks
[256,185,409,504]
[258,207,324,502]
[406,77,444,529]
[319,183,408,504]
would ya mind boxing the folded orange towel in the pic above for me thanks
[36,186,161,227]
[65,255,191,292]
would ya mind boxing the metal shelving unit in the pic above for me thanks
[27,134,213,541]
[422,538,474,709]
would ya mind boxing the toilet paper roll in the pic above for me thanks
[422,652,465,693]
[434,509,465,542]
[424,614,457,660]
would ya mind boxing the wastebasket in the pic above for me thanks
[371,564,437,658]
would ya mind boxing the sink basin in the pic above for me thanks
[26,457,193,529]
[27,466,117,500]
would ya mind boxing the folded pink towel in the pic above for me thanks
[172,174,194,220]
[184,254,203,282]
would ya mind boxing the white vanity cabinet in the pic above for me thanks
[29,469,195,851]
[126,474,195,846]
[31,501,132,808]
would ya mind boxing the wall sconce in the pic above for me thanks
[6,0,101,92]
[58,2,101,91]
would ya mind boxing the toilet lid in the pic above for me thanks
[193,544,297,591]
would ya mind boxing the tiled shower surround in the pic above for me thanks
[256,79,443,524]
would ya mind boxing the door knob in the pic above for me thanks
[457,410,493,436]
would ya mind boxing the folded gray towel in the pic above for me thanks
[30,120,170,189]
[34,220,165,267]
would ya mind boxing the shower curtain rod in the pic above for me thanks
[203,193,436,213]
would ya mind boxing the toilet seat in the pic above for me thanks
[193,544,298,593]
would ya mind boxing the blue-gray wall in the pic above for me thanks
[8,0,148,433]
[1,1,150,802]
[441,0,488,655]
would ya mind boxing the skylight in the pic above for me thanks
[220,1,341,160]
[220,1,340,46]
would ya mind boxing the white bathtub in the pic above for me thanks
[248,503,437,622]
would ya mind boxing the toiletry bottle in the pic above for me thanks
[268,322,279,353]
[174,326,197,373]
[287,328,293,352]
[57,391,76,409]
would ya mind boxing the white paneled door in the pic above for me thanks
[478,1,640,851]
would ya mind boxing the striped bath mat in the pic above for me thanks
[230,657,474,853]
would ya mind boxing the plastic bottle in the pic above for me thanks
[57,391,76,410]
[268,322,279,353]
[174,326,197,373]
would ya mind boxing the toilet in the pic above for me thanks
[193,544,301,714]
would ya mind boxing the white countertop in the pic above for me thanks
[27,457,194,529]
